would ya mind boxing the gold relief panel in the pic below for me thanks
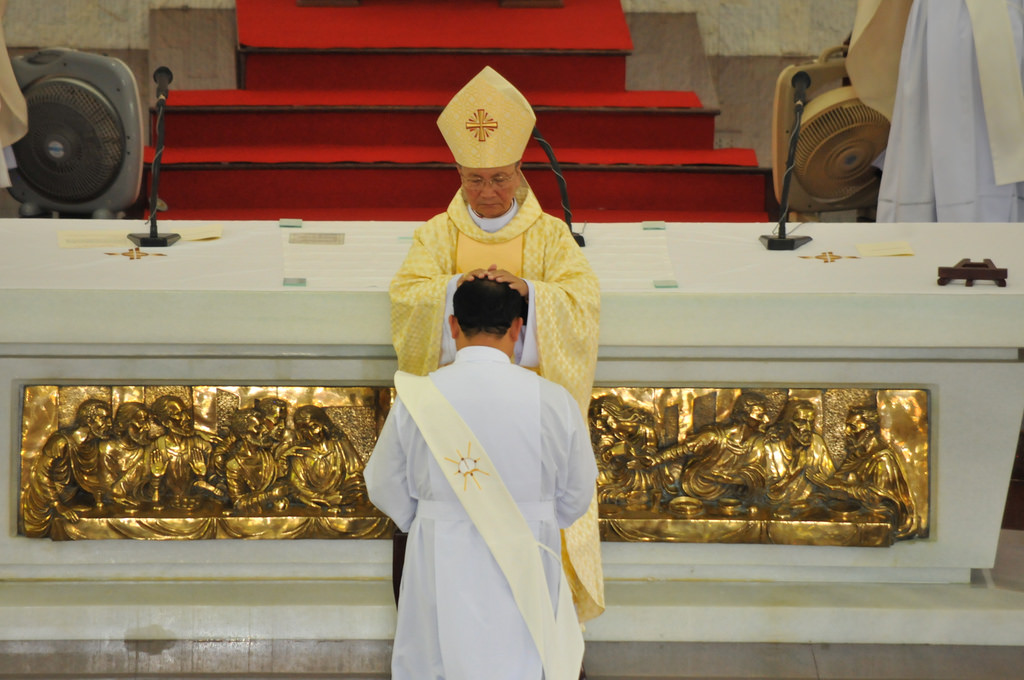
[591,387,929,547]
[18,384,928,547]
[18,385,393,540]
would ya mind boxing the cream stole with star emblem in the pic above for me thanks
[393,370,584,680]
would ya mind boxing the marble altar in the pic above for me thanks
[1,217,1022,645]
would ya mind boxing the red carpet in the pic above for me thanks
[167,88,702,109]
[162,89,715,151]
[236,0,632,51]
[240,52,629,92]
[148,0,771,224]
[151,146,755,167]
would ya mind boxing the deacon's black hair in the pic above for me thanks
[453,277,528,337]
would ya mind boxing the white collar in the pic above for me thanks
[467,197,519,233]
[454,345,512,363]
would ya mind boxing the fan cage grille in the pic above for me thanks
[12,77,126,203]
[795,101,888,201]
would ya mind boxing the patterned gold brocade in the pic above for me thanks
[389,186,604,621]
[437,66,537,169]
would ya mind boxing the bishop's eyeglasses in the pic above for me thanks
[460,173,516,191]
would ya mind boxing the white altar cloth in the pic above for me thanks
[1,218,1021,349]
[3,218,1020,295]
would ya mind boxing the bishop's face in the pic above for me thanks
[459,162,521,218]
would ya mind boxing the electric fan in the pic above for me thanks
[8,48,143,218]
[771,46,890,218]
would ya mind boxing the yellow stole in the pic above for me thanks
[456,231,524,275]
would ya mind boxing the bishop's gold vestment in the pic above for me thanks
[389,186,604,622]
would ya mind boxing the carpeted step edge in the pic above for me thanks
[163,88,705,111]
[146,145,758,168]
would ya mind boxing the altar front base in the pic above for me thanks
[3,530,1022,655]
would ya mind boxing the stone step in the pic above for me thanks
[3,639,1024,679]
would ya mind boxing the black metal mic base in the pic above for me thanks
[760,234,812,250]
[128,232,180,247]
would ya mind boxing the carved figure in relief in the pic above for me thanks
[255,397,296,457]
[18,384,929,546]
[812,406,918,537]
[588,395,662,506]
[224,407,290,513]
[99,402,155,507]
[285,404,367,509]
[630,392,769,503]
[67,399,113,509]
[148,395,223,509]
[22,399,110,536]
[756,400,836,505]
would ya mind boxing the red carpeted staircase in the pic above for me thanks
[145,0,772,224]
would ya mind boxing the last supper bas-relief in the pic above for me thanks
[18,384,929,546]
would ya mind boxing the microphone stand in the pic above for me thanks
[532,126,584,247]
[761,70,812,251]
[129,67,180,247]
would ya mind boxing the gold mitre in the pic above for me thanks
[437,66,536,169]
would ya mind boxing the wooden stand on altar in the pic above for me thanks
[937,258,1008,287]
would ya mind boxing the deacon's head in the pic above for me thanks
[437,66,536,218]
[449,278,527,356]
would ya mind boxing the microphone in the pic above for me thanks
[791,70,811,107]
[153,66,173,102]
[760,70,813,251]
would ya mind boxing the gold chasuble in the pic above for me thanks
[389,185,605,622]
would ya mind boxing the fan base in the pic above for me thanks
[760,234,813,251]
[128,232,180,247]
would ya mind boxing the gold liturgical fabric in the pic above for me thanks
[456,232,523,277]
[389,186,604,622]
[437,66,537,168]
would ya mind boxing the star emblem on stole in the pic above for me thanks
[445,441,490,491]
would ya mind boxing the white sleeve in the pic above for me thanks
[363,402,417,532]
[547,387,598,529]
[438,275,461,367]
[516,279,539,368]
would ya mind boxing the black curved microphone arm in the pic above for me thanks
[128,66,180,247]
[760,70,813,251]
[532,126,584,247]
